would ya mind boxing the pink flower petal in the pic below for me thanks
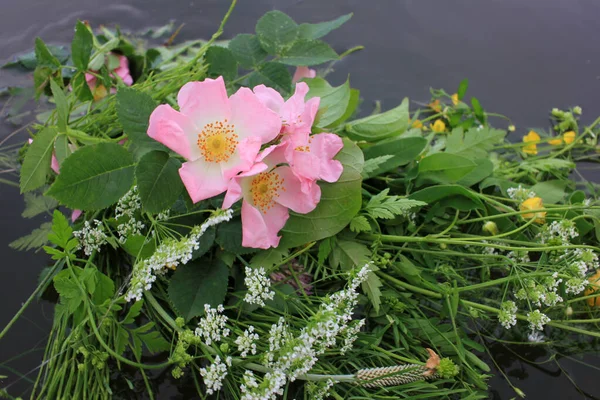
[148,104,199,160]
[229,87,281,143]
[280,83,320,139]
[241,200,289,249]
[276,166,320,214]
[309,133,344,182]
[253,85,285,114]
[220,136,262,180]
[179,158,228,203]
[292,66,316,83]
[51,153,60,174]
[71,209,82,222]
[114,55,133,86]
[177,77,231,128]
[222,162,269,209]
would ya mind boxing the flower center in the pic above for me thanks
[249,171,285,213]
[197,119,238,163]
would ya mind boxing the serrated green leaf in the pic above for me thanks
[418,153,477,184]
[9,222,52,251]
[72,21,93,70]
[280,39,338,66]
[365,189,426,220]
[298,13,352,39]
[168,258,230,321]
[317,238,333,265]
[136,151,183,213]
[306,78,351,128]
[247,62,292,95]
[456,158,494,187]
[21,192,58,218]
[345,97,410,141]
[47,210,73,249]
[228,34,267,68]
[279,138,363,248]
[50,80,68,132]
[362,136,427,177]
[362,265,383,313]
[93,269,115,305]
[361,155,394,179]
[116,87,166,158]
[46,143,135,210]
[215,218,257,255]
[123,299,144,324]
[330,239,370,270]
[349,215,371,233]
[20,127,58,193]
[205,46,237,82]
[445,127,506,160]
[255,11,298,55]
[250,247,289,269]
[35,37,61,69]
[71,72,93,101]
[138,331,170,354]
[53,273,82,313]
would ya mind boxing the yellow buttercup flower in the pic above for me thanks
[411,119,423,129]
[563,131,576,144]
[451,93,459,106]
[548,136,563,145]
[522,130,540,155]
[520,197,546,224]
[584,270,600,307]
[428,99,442,113]
[431,119,446,133]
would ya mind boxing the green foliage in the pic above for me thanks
[531,180,571,204]
[250,247,289,269]
[298,13,352,39]
[445,127,506,160]
[349,215,371,233]
[279,40,338,66]
[362,265,383,313]
[168,259,230,321]
[71,21,93,71]
[53,134,71,164]
[364,189,426,220]
[35,37,61,69]
[46,143,135,210]
[135,151,183,213]
[20,126,58,193]
[345,98,410,141]
[307,78,353,128]
[9,222,52,251]
[21,192,58,218]
[228,34,267,68]
[409,185,485,211]
[330,239,370,270]
[456,158,494,187]
[44,210,78,260]
[247,62,292,95]
[362,136,427,178]
[205,46,237,82]
[417,153,477,185]
[457,78,469,100]
[255,11,299,55]
[216,219,256,255]
[50,80,69,132]
[280,138,364,247]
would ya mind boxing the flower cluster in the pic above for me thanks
[199,355,232,395]
[243,267,275,306]
[115,186,141,219]
[235,326,259,357]
[73,220,107,256]
[526,309,551,331]
[147,76,344,249]
[498,301,517,329]
[195,304,230,346]
[507,184,536,202]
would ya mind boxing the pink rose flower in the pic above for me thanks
[85,54,133,100]
[292,66,316,83]
[253,82,320,144]
[147,76,282,203]
[222,145,321,249]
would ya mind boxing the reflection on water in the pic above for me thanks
[1,0,600,398]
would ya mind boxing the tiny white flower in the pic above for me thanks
[244,267,275,307]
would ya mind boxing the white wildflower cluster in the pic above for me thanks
[340,319,365,355]
[235,326,259,357]
[540,220,579,245]
[498,301,518,329]
[117,218,145,243]
[528,331,545,343]
[507,250,530,264]
[73,220,107,256]
[507,185,536,202]
[195,304,230,346]
[526,309,550,331]
[243,267,275,306]
[306,379,335,400]
[199,355,232,395]
[514,275,563,307]
[156,210,170,221]
[115,186,141,219]
[124,209,233,302]
[241,264,371,399]
[565,277,587,294]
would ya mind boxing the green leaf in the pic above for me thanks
[519,158,574,173]
[280,40,338,66]
[205,46,237,82]
[9,222,52,251]
[138,331,170,354]
[215,219,256,255]
[136,151,183,213]
[71,72,93,102]
[362,136,427,177]
[365,189,426,219]
[71,21,93,70]
[418,153,477,184]
[471,97,485,123]
[445,127,506,160]
[116,87,166,157]
[530,180,571,204]
[361,155,394,179]
[35,38,61,69]
[53,272,82,313]
[47,210,73,249]
[456,158,494,187]
[409,185,485,211]
[46,143,135,210]
[20,127,58,193]
[33,66,53,99]
[122,235,156,259]
[250,247,289,269]
[349,215,371,233]
[123,299,144,324]
[168,258,230,321]
[50,80,68,132]
[22,192,58,218]
[228,34,267,68]
[362,265,383,313]
[306,78,351,128]
[255,11,298,55]
[247,62,292,95]
[279,138,363,247]
[317,238,333,265]
[93,270,115,305]
[457,78,468,100]
[330,239,370,270]
[345,98,410,141]
[53,134,70,165]
[298,13,353,39]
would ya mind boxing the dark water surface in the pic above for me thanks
[1,0,600,398]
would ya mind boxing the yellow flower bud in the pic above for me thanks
[519,197,546,224]
[584,270,600,307]
[431,119,446,133]
[563,130,576,144]
[522,131,540,155]
[548,136,563,145]
[508,124,516,132]
[482,221,499,236]
[451,93,459,106]
[411,119,423,129]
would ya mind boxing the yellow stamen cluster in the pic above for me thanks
[250,171,285,213]
[197,119,238,163]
